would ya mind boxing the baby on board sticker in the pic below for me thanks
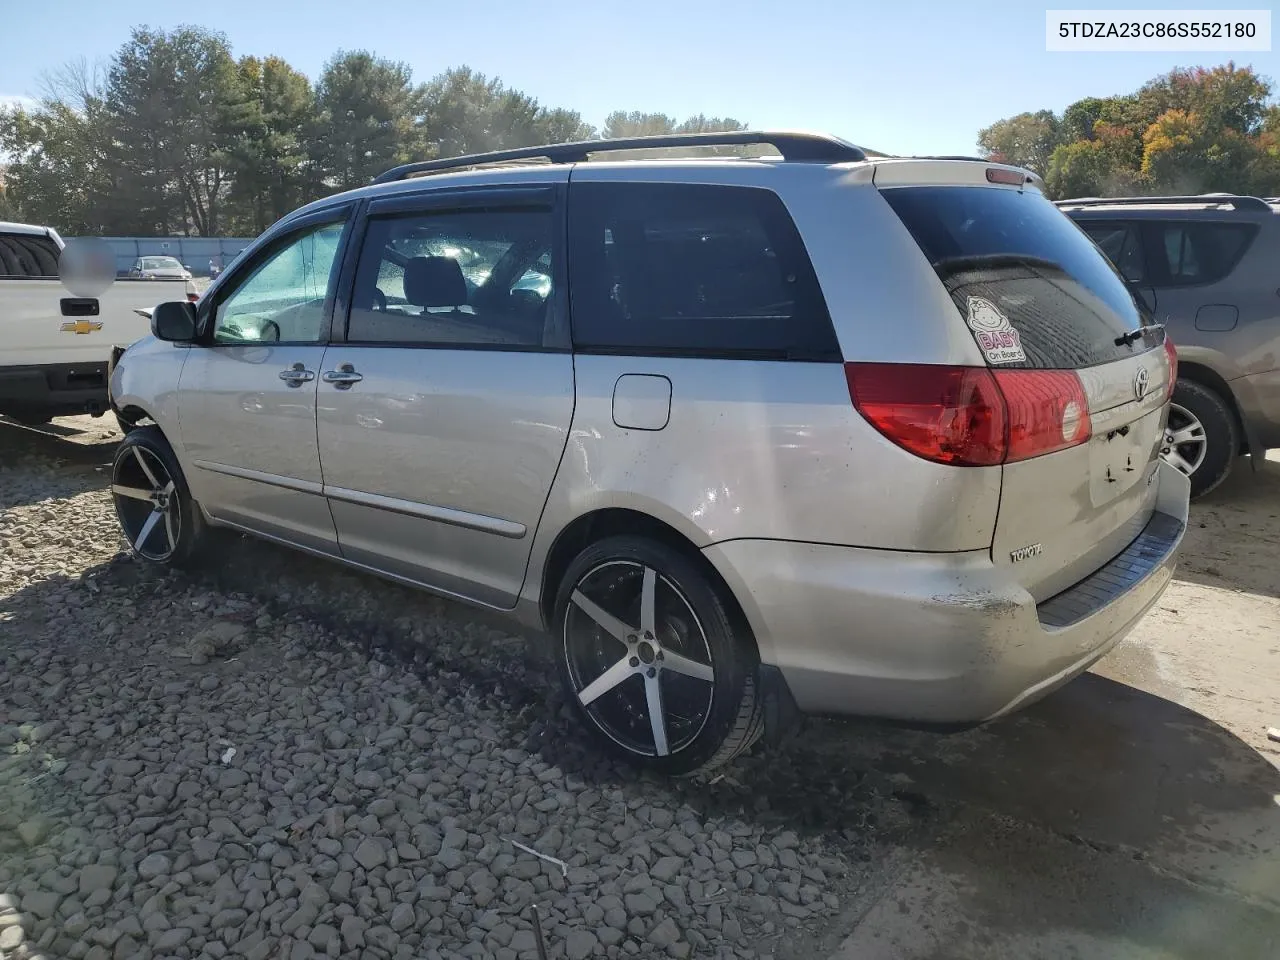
[966,296,1026,364]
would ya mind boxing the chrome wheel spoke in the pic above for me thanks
[1169,425,1203,445]
[134,509,163,552]
[111,484,154,503]
[570,589,633,643]
[662,649,714,683]
[1166,451,1195,475]
[163,505,178,550]
[639,566,657,638]
[578,657,634,706]
[565,559,716,759]
[132,447,160,488]
[644,673,669,756]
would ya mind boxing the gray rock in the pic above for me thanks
[650,856,684,882]
[388,903,415,932]
[20,890,60,919]
[151,926,192,951]
[648,917,680,948]
[667,834,696,857]
[308,923,339,951]
[137,853,171,880]
[565,929,598,960]
[17,819,50,847]
[624,892,657,916]
[78,865,118,896]
[340,915,367,950]
[353,839,385,870]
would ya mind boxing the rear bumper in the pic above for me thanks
[0,361,110,417]
[703,460,1190,724]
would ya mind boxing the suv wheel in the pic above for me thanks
[111,427,207,566]
[553,536,763,776]
[1164,380,1237,499]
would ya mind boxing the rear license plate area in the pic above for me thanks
[1088,409,1160,504]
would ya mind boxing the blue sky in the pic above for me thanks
[1,1,1276,155]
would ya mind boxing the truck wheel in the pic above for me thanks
[110,427,207,566]
[1164,380,1237,499]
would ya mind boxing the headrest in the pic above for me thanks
[404,256,466,308]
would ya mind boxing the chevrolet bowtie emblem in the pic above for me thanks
[60,320,103,334]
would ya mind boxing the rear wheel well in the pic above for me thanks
[538,509,753,647]
[116,404,153,426]
[1176,361,1248,453]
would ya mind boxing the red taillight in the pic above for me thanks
[845,363,1006,466]
[993,369,1091,461]
[1163,335,1177,400]
[188,292,200,303]
[845,363,1092,466]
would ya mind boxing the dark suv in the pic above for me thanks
[1059,195,1280,497]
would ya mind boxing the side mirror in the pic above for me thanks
[152,300,198,342]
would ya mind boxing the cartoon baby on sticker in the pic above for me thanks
[966,296,1026,365]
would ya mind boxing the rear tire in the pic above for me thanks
[111,427,207,567]
[552,535,763,776]
[1165,379,1237,499]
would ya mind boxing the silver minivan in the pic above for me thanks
[109,132,1189,774]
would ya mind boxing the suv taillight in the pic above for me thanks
[845,363,1092,467]
[1163,335,1177,401]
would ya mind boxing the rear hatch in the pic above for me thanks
[878,176,1174,601]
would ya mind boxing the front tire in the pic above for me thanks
[1165,380,1237,499]
[553,535,763,776]
[110,427,207,566]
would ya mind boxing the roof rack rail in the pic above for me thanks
[1054,194,1272,212]
[372,131,867,184]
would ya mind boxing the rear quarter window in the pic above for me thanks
[567,182,840,360]
[1154,221,1257,286]
[0,232,60,278]
[882,186,1153,370]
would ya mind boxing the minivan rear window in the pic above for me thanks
[881,186,1154,370]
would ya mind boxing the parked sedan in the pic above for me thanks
[129,256,193,281]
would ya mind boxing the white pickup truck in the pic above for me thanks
[0,221,198,424]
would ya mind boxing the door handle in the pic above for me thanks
[278,363,315,387]
[322,364,363,389]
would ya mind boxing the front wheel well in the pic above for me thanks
[538,508,751,643]
[1175,361,1249,454]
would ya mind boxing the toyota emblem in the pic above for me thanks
[1133,366,1150,401]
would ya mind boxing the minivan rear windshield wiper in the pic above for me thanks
[1115,322,1164,347]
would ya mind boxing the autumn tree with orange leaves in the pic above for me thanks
[978,63,1280,199]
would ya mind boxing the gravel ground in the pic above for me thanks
[0,423,890,960]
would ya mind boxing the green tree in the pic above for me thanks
[601,111,747,139]
[977,109,1062,173]
[310,51,423,191]
[0,97,115,232]
[420,66,593,160]
[102,26,244,235]
[224,56,316,233]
